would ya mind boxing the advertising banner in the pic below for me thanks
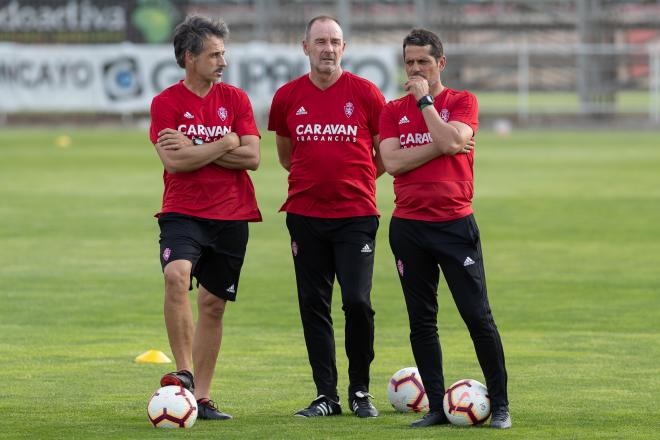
[0,0,184,43]
[0,43,400,113]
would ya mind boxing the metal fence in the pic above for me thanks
[444,43,660,124]
[2,0,660,126]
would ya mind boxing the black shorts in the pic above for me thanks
[158,213,249,301]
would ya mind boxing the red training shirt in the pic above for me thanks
[268,71,385,218]
[379,88,479,222]
[150,81,262,221]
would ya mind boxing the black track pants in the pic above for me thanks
[286,213,378,401]
[389,215,508,411]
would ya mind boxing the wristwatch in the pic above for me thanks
[417,95,434,111]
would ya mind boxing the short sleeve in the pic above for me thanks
[233,90,260,138]
[267,87,290,137]
[149,95,177,144]
[366,84,386,135]
[449,92,479,134]
[378,102,400,141]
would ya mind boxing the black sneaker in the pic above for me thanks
[294,395,342,417]
[160,369,195,394]
[411,410,450,428]
[197,399,232,420]
[349,391,379,418]
[490,406,512,429]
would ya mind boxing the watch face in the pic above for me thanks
[418,95,434,108]
[193,137,203,145]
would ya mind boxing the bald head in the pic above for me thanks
[305,15,342,41]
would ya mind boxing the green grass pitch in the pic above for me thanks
[1,128,659,439]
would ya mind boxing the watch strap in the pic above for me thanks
[417,95,434,111]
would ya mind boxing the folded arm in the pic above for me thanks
[154,128,240,173]
[379,136,474,176]
[379,137,441,176]
[212,134,260,170]
[422,107,474,155]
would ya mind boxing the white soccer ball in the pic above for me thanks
[387,367,429,413]
[147,385,198,428]
[442,379,491,425]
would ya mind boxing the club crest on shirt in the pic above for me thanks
[218,106,228,121]
[440,108,450,122]
[344,101,354,118]
[397,259,404,276]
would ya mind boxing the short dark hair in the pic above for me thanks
[305,15,341,41]
[173,15,229,68]
[403,28,443,60]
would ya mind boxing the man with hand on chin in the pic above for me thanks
[378,28,511,429]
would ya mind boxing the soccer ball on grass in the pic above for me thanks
[147,385,198,428]
[442,379,490,425]
[387,367,429,413]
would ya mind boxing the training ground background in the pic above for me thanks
[0,129,658,439]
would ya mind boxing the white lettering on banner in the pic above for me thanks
[0,59,93,87]
[0,0,126,32]
[235,55,393,104]
[0,43,398,113]
[399,132,433,147]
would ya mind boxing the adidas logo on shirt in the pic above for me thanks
[463,257,475,267]
[398,115,410,124]
[296,106,308,115]
[184,111,194,119]
[361,244,373,253]
[226,284,236,294]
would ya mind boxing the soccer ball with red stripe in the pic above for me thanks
[147,385,198,428]
[442,379,491,425]
[387,367,429,413]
